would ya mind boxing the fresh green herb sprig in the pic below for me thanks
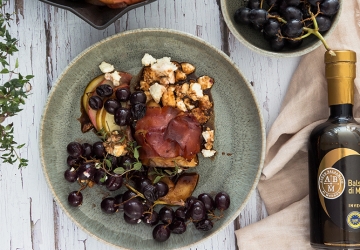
[112,141,142,175]
[149,165,180,184]
[0,0,33,168]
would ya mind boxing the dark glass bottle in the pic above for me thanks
[308,50,360,249]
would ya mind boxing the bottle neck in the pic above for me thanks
[329,104,354,120]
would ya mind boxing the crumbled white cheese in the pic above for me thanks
[202,149,216,158]
[202,130,214,143]
[151,57,178,76]
[99,61,115,73]
[176,99,187,112]
[105,71,122,86]
[142,53,157,66]
[149,82,166,103]
[188,82,203,101]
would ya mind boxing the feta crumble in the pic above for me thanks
[151,57,178,76]
[141,53,157,66]
[188,82,203,101]
[99,61,115,73]
[149,82,166,103]
[202,149,216,158]
[105,71,122,86]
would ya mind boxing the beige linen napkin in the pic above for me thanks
[236,0,360,249]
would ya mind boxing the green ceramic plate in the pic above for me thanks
[39,28,265,249]
[220,0,342,57]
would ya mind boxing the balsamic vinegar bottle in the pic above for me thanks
[308,50,360,249]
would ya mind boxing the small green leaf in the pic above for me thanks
[133,162,142,170]
[113,167,125,175]
[104,159,112,169]
[133,147,139,159]
[14,58,18,68]
[153,175,162,184]
[99,175,107,183]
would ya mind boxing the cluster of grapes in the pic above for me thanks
[64,141,230,242]
[89,84,147,126]
[234,0,340,51]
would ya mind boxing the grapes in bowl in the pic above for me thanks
[220,0,342,57]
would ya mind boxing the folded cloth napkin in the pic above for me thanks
[235,0,360,249]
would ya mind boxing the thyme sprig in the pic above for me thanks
[0,0,33,168]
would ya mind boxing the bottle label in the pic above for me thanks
[318,148,360,231]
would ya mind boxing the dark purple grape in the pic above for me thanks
[198,193,215,211]
[118,155,136,170]
[82,143,93,159]
[96,84,113,97]
[169,220,187,234]
[115,88,130,102]
[154,181,169,197]
[159,206,175,224]
[320,0,339,16]
[185,196,198,209]
[131,103,146,120]
[67,142,83,157]
[94,168,107,185]
[234,7,251,24]
[68,191,83,207]
[215,192,230,211]
[129,91,146,105]
[142,185,159,202]
[248,0,260,9]
[308,0,324,6]
[175,207,187,222]
[136,177,153,193]
[263,19,281,37]
[281,19,303,37]
[124,213,140,224]
[194,219,213,231]
[249,9,269,26]
[88,96,103,110]
[105,174,123,191]
[101,197,117,214]
[124,198,144,219]
[284,0,300,6]
[92,141,105,158]
[77,162,96,181]
[270,36,285,51]
[282,6,303,21]
[114,107,131,126]
[67,155,83,168]
[104,98,121,115]
[64,168,78,182]
[315,14,332,32]
[285,38,303,49]
[122,190,137,203]
[108,155,120,169]
[189,201,206,221]
[142,211,159,226]
[114,194,124,211]
[152,224,170,242]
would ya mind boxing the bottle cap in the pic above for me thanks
[325,50,356,106]
[325,50,357,64]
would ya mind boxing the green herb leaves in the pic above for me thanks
[0,0,33,168]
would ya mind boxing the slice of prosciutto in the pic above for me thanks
[134,106,202,167]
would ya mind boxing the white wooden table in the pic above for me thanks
[0,0,301,249]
